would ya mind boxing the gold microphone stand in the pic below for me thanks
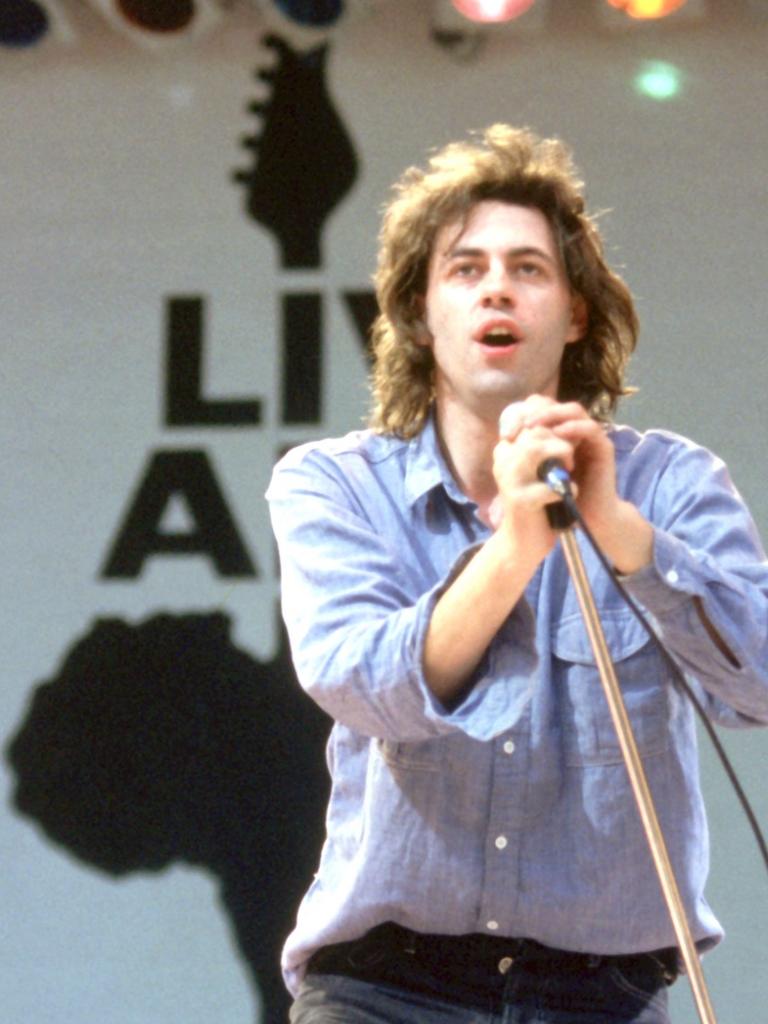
[545,475,718,1024]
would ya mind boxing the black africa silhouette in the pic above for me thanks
[7,612,331,1024]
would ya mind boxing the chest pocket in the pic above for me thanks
[377,730,476,773]
[551,610,670,767]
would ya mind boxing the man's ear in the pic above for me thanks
[414,320,433,347]
[412,298,433,347]
[566,294,588,344]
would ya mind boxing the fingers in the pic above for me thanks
[498,396,588,441]
[493,426,575,497]
[495,397,616,549]
[498,395,557,440]
[498,397,610,476]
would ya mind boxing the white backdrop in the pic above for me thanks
[2,2,767,1022]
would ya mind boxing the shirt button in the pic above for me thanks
[503,740,515,755]
[666,569,680,584]
[498,956,515,975]
[495,835,508,850]
[487,920,500,931]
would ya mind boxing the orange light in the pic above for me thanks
[606,0,688,18]
[452,0,537,23]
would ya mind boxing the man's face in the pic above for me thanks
[421,200,585,429]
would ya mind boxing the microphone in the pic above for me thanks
[537,458,577,531]
[537,458,572,497]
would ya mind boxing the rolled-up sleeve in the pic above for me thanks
[266,442,538,742]
[620,435,768,726]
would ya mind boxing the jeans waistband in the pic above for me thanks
[307,922,679,988]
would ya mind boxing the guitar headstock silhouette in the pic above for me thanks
[234,34,360,269]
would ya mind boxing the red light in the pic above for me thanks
[116,0,195,33]
[451,0,537,24]
[606,0,688,18]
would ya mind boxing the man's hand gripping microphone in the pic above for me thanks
[538,459,578,532]
[497,404,577,532]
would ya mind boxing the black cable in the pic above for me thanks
[558,490,768,877]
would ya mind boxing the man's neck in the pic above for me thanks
[434,404,500,522]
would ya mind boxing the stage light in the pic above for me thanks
[248,1,380,45]
[253,1,384,32]
[432,0,547,49]
[115,0,195,32]
[599,0,705,30]
[0,0,76,49]
[634,60,683,100]
[451,0,536,22]
[87,0,222,46]
[606,0,687,18]
[0,0,48,47]
[272,0,345,27]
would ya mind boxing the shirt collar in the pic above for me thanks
[403,408,475,510]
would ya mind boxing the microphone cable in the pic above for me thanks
[546,479,768,878]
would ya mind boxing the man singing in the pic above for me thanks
[267,125,768,1023]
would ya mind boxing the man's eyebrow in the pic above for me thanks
[442,244,556,263]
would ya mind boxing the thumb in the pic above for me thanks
[488,494,504,530]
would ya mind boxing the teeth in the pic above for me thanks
[482,327,516,344]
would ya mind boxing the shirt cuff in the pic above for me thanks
[620,528,708,613]
[413,544,539,742]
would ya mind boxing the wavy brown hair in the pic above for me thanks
[369,124,638,437]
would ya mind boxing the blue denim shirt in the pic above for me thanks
[266,415,768,996]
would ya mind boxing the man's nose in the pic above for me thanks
[481,263,515,306]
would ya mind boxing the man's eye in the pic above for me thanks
[452,263,480,277]
[517,262,544,277]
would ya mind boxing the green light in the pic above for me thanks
[634,61,683,101]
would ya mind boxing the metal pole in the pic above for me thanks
[559,527,717,1024]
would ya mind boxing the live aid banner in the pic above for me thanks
[2,4,767,1023]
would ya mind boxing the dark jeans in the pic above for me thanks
[290,924,675,1023]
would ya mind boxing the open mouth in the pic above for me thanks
[479,328,519,348]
